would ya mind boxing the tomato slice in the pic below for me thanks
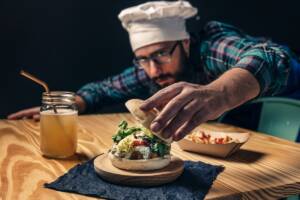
[132,140,149,147]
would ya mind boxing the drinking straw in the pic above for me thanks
[20,70,57,113]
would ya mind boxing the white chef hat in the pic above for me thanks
[118,1,198,51]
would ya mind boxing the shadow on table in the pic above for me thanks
[225,149,266,163]
[183,149,266,164]
[42,153,90,162]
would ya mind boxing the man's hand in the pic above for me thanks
[7,107,41,121]
[7,95,87,121]
[140,68,260,141]
[140,82,229,141]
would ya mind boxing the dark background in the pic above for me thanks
[1,0,299,118]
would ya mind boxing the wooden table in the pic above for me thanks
[1,113,300,200]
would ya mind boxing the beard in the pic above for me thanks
[152,73,177,87]
[152,46,192,88]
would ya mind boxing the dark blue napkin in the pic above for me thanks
[45,157,224,200]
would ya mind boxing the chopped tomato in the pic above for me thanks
[132,140,149,147]
[215,138,224,144]
[191,130,234,144]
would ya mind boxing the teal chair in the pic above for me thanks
[218,97,300,142]
[218,97,300,200]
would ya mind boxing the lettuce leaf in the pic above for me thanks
[112,121,141,143]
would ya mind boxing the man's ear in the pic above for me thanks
[182,39,190,57]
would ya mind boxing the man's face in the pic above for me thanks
[134,40,190,87]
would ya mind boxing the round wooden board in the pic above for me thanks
[94,153,184,187]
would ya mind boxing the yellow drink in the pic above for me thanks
[40,109,78,158]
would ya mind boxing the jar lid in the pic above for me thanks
[42,91,76,105]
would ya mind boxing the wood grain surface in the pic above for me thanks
[1,113,300,200]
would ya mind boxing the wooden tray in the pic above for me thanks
[94,153,184,186]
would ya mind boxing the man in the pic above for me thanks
[8,1,300,141]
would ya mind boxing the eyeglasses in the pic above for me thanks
[133,41,180,69]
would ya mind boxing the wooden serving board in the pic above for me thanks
[94,153,184,187]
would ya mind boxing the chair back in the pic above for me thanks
[254,98,300,141]
[218,97,300,141]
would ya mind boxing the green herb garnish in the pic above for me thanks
[112,120,141,143]
[151,142,170,156]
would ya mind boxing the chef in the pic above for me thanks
[8,1,300,141]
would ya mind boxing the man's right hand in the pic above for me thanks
[7,95,86,121]
[7,107,41,121]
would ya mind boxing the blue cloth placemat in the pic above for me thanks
[45,157,224,200]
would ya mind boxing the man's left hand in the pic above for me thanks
[140,82,229,141]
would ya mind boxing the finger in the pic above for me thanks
[7,111,23,120]
[173,109,209,141]
[33,114,40,122]
[7,107,40,120]
[21,108,40,118]
[140,84,182,111]
[7,110,30,120]
[155,104,165,111]
[161,99,202,138]
[151,92,194,132]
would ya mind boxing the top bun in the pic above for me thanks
[125,99,172,143]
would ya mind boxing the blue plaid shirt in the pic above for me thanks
[77,21,296,113]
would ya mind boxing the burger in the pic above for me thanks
[109,99,172,171]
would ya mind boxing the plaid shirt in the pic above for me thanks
[77,21,294,113]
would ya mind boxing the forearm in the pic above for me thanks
[207,68,260,110]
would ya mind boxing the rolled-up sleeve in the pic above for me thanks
[201,21,293,97]
[233,45,291,96]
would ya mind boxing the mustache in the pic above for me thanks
[152,74,174,82]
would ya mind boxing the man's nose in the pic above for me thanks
[148,59,163,76]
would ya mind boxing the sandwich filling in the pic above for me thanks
[111,121,171,160]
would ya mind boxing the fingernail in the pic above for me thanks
[151,122,160,132]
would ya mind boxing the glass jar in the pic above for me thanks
[40,91,78,158]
